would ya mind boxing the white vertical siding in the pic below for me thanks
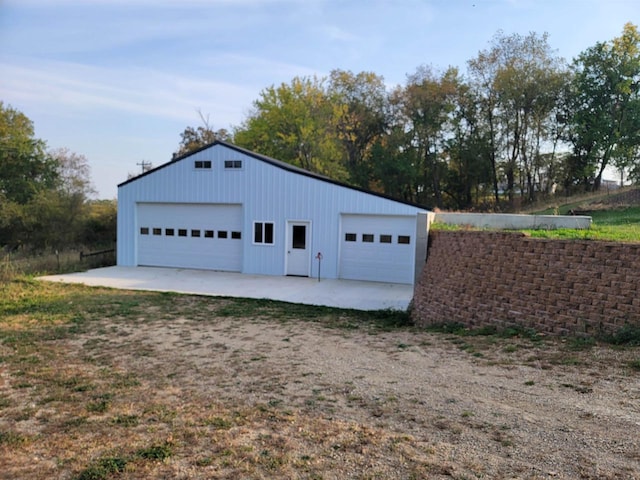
[118,143,428,281]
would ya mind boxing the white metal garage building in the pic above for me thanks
[117,141,431,285]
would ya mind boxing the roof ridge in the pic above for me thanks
[118,141,429,211]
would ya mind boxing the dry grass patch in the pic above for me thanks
[1,278,640,479]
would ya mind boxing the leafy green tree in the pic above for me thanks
[568,22,640,190]
[468,32,568,207]
[82,199,117,247]
[0,197,26,250]
[0,102,58,204]
[174,110,231,158]
[0,104,110,251]
[369,125,418,202]
[234,76,346,180]
[467,42,503,205]
[444,83,494,209]
[20,190,68,250]
[515,63,569,202]
[398,66,460,207]
[327,70,388,188]
[40,148,97,249]
[50,148,95,199]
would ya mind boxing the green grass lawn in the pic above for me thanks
[526,206,640,242]
[432,205,640,243]
[505,186,639,242]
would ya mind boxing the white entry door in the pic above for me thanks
[286,221,310,276]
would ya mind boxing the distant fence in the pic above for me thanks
[80,248,115,261]
[1,247,114,281]
[412,230,640,337]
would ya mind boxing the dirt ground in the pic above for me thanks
[2,303,640,479]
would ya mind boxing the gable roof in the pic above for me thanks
[118,140,429,210]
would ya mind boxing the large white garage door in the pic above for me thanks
[340,214,416,284]
[137,203,243,271]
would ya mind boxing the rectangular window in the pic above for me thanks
[362,234,374,243]
[345,233,357,242]
[398,235,411,244]
[231,231,241,239]
[264,223,274,244]
[140,227,149,235]
[191,229,201,237]
[218,230,228,239]
[224,160,242,169]
[178,229,187,237]
[194,160,212,169]
[254,223,262,243]
[153,228,162,236]
[204,230,214,238]
[254,222,274,244]
[165,228,175,236]
[380,234,392,244]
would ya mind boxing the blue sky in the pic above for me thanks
[1,0,638,198]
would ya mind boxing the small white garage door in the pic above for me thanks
[340,214,416,284]
[137,203,243,271]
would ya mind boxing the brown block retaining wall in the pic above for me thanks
[412,230,640,336]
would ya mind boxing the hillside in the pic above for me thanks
[527,186,640,215]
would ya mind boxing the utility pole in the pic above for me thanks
[137,160,152,173]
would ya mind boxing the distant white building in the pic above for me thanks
[117,141,430,285]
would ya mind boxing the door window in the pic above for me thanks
[292,225,306,249]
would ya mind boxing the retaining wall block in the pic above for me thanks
[412,231,640,336]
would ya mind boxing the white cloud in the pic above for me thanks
[0,58,255,127]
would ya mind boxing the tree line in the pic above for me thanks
[0,102,116,252]
[3,24,638,254]
[178,23,640,210]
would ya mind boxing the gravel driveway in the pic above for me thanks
[94,312,640,479]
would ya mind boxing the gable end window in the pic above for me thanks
[194,160,212,169]
[254,222,274,245]
[224,160,242,169]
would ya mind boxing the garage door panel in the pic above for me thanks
[137,203,242,271]
[340,214,415,284]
